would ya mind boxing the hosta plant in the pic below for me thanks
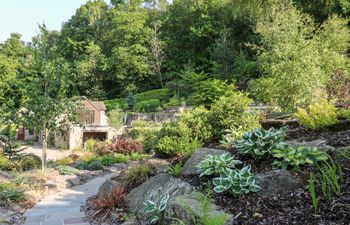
[196,152,242,177]
[213,165,260,196]
[236,126,287,159]
[144,193,170,224]
[272,146,329,169]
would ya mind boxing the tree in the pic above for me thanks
[21,26,78,170]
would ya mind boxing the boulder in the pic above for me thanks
[68,176,81,187]
[126,174,193,223]
[285,139,335,153]
[97,180,119,198]
[163,194,234,225]
[255,170,302,198]
[181,148,227,176]
[0,171,12,182]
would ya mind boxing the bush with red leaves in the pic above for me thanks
[95,138,143,155]
[92,186,126,220]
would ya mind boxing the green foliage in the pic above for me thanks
[309,174,319,214]
[85,139,97,151]
[56,157,74,166]
[55,165,79,175]
[1,139,22,160]
[108,108,126,129]
[294,99,338,130]
[318,160,342,200]
[168,163,183,177]
[155,121,200,157]
[209,91,260,138]
[337,108,350,120]
[135,89,170,103]
[87,161,104,171]
[248,77,278,105]
[19,154,42,171]
[134,99,161,112]
[100,154,128,166]
[144,192,169,224]
[179,106,213,145]
[122,164,155,190]
[220,125,250,148]
[0,182,25,203]
[196,152,242,177]
[0,154,10,170]
[236,127,287,160]
[212,165,260,197]
[272,146,329,169]
[104,98,128,111]
[192,79,233,108]
[129,120,161,152]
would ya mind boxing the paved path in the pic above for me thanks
[23,143,72,161]
[23,174,112,225]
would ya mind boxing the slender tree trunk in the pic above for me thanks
[42,125,48,170]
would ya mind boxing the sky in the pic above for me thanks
[0,0,108,43]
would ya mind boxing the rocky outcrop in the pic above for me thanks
[163,194,234,225]
[181,148,227,176]
[97,180,119,198]
[126,174,193,223]
[255,170,302,198]
[285,139,335,153]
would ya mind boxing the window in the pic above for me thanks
[83,110,95,124]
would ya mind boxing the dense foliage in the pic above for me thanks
[196,153,242,177]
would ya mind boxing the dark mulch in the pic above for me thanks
[183,161,350,225]
[285,125,350,148]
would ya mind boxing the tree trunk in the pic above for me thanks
[42,126,48,170]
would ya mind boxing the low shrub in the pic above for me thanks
[100,154,128,166]
[196,153,242,177]
[122,164,156,190]
[108,108,126,129]
[92,186,126,220]
[209,92,260,139]
[85,139,97,151]
[272,146,329,169]
[294,99,338,130]
[55,165,79,175]
[134,99,161,112]
[0,154,10,170]
[129,152,149,161]
[20,154,42,171]
[96,138,143,156]
[236,127,287,160]
[129,120,161,152]
[154,121,200,157]
[213,165,260,197]
[135,88,170,103]
[87,161,104,171]
[0,182,25,203]
[179,106,214,145]
[56,156,74,166]
[337,108,350,120]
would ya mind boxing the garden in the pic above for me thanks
[1,0,350,225]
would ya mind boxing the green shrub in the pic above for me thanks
[209,92,260,138]
[337,108,350,120]
[85,139,97,151]
[192,79,233,108]
[272,146,329,169]
[0,182,25,203]
[87,161,104,171]
[108,108,126,129]
[155,121,200,157]
[134,99,161,112]
[220,125,251,148]
[122,164,156,190]
[100,154,128,166]
[196,152,242,177]
[129,152,149,161]
[236,127,287,160]
[135,88,170,103]
[0,154,10,170]
[213,165,260,197]
[179,106,214,145]
[248,77,278,105]
[294,99,338,130]
[55,165,79,175]
[129,120,161,152]
[56,156,74,166]
[167,163,182,177]
[104,98,128,111]
[20,154,42,171]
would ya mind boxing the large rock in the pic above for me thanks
[181,148,227,176]
[97,180,119,198]
[285,139,335,153]
[126,174,193,223]
[163,194,234,225]
[255,170,302,198]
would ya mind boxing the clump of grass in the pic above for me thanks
[309,173,318,214]
[122,164,156,190]
[168,163,182,177]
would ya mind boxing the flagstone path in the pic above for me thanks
[23,174,113,225]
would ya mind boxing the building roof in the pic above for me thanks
[90,101,106,111]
